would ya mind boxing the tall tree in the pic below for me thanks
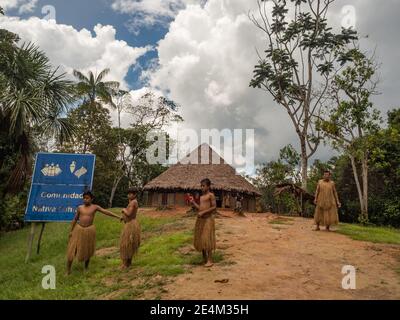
[0,13,75,192]
[253,144,303,213]
[107,91,183,207]
[279,144,302,184]
[57,101,123,207]
[318,48,381,222]
[368,109,400,226]
[73,68,119,106]
[249,0,357,189]
[59,101,113,154]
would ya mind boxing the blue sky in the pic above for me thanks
[8,0,169,90]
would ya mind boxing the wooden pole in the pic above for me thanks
[25,223,36,263]
[36,222,46,255]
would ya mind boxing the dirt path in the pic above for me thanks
[162,213,400,300]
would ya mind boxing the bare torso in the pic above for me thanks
[199,193,215,218]
[124,199,138,222]
[77,204,99,227]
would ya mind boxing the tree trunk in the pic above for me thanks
[108,176,123,208]
[349,155,365,217]
[361,154,369,220]
[300,192,305,217]
[300,136,308,190]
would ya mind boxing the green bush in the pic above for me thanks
[339,200,361,223]
[382,199,400,227]
[0,193,26,232]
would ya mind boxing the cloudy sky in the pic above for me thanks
[1,0,399,173]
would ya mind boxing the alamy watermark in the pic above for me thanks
[341,5,357,29]
[41,265,56,290]
[341,265,356,290]
[260,1,357,30]
[41,5,56,21]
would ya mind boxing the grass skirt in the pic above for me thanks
[67,224,96,262]
[194,216,216,252]
[314,205,339,226]
[120,219,141,261]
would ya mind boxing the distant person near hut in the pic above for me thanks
[66,191,121,275]
[223,193,231,209]
[119,189,141,269]
[190,178,217,267]
[235,194,243,214]
[313,170,341,231]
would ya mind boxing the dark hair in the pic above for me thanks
[324,170,331,174]
[127,188,137,195]
[201,178,211,187]
[83,191,94,199]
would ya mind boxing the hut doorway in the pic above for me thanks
[161,193,168,206]
[214,191,223,208]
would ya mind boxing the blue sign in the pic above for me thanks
[25,153,96,222]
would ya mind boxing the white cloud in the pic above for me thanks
[0,16,150,88]
[145,0,400,169]
[0,0,38,14]
[146,0,295,167]
[111,0,206,34]
[112,0,183,16]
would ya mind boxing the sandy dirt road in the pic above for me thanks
[162,213,400,300]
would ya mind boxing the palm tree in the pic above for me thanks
[0,27,76,192]
[73,68,120,107]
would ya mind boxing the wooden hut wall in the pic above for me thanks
[176,193,185,206]
[145,190,258,213]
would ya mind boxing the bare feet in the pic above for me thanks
[66,261,72,275]
[202,251,207,264]
[313,227,320,231]
[205,261,214,268]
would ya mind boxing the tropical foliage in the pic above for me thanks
[255,110,400,226]
[0,9,76,230]
[249,0,357,189]
[0,2,399,231]
[0,7,181,230]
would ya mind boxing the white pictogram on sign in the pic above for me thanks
[74,167,87,179]
[70,161,76,173]
[69,161,87,179]
[41,164,62,177]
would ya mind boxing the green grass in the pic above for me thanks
[269,217,294,226]
[134,231,193,276]
[337,223,400,245]
[186,250,225,266]
[0,209,211,300]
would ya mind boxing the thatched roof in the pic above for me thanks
[144,144,261,196]
[274,183,315,205]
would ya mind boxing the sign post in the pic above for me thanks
[24,153,96,262]
[25,223,36,263]
[36,222,46,254]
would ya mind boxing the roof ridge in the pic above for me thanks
[179,143,227,165]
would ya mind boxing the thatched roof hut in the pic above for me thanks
[143,144,261,212]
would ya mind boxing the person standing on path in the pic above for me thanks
[314,170,341,231]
